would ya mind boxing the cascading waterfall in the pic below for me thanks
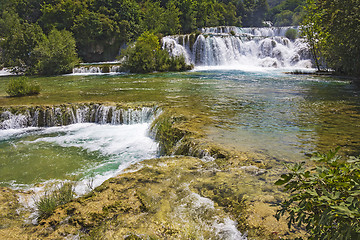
[0,104,159,197]
[162,26,311,68]
[72,65,122,74]
[0,104,157,129]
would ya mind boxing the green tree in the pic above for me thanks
[121,32,192,73]
[161,1,181,35]
[253,0,269,26]
[0,10,45,73]
[301,0,360,76]
[268,0,306,26]
[142,1,165,33]
[174,0,197,33]
[72,11,121,61]
[274,9,293,26]
[33,29,79,75]
[121,31,161,73]
[242,0,255,26]
[319,0,360,77]
[222,2,239,26]
[301,0,325,71]
[39,0,87,32]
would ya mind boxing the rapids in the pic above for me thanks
[162,26,311,69]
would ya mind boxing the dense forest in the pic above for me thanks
[0,0,359,78]
[0,0,302,64]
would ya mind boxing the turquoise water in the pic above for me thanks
[0,123,157,190]
[190,69,359,159]
[0,68,359,188]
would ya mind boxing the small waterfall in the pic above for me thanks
[0,104,157,129]
[162,26,311,68]
[72,65,122,74]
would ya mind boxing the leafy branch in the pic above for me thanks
[275,147,360,239]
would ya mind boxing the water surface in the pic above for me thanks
[1,69,359,188]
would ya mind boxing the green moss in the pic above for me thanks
[150,112,187,155]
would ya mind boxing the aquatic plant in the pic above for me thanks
[35,182,75,220]
[6,76,40,97]
[275,148,360,239]
[150,113,186,155]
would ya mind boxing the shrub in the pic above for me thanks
[36,182,75,220]
[121,32,193,73]
[275,148,360,239]
[285,28,298,40]
[6,77,40,97]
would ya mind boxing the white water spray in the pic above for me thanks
[162,26,311,69]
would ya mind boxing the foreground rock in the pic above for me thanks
[0,153,305,239]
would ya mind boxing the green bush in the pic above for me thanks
[121,32,193,73]
[285,28,298,40]
[36,182,75,220]
[6,77,40,97]
[275,148,360,239]
[33,29,79,75]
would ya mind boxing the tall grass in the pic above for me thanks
[35,182,75,220]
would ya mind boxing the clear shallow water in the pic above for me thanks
[0,68,359,189]
[194,68,359,159]
[0,123,157,191]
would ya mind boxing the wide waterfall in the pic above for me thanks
[162,26,311,69]
[0,104,157,129]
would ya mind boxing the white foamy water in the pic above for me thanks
[1,123,158,195]
[31,123,155,156]
[162,26,312,70]
[0,68,13,76]
[174,191,247,239]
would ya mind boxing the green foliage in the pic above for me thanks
[6,77,40,97]
[33,29,79,75]
[302,0,360,77]
[36,182,75,220]
[0,10,45,74]
[150,113,185,155]
[275,148,360,239]
[121,31,160,73]
[268,0,306,26]
[39,0,87,32]
[121,32,192,73]
[285,28,297,40]
[1,0,277,65]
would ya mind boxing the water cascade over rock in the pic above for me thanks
[162,26,311,68]
[72,65,122,74]
[0,104,157,129]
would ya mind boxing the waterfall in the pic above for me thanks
[72,65,122,74]
[0,104,157,129]
[162,26,311,68]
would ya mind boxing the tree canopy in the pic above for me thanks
[0,0,275,66]
[302,0,360,77]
